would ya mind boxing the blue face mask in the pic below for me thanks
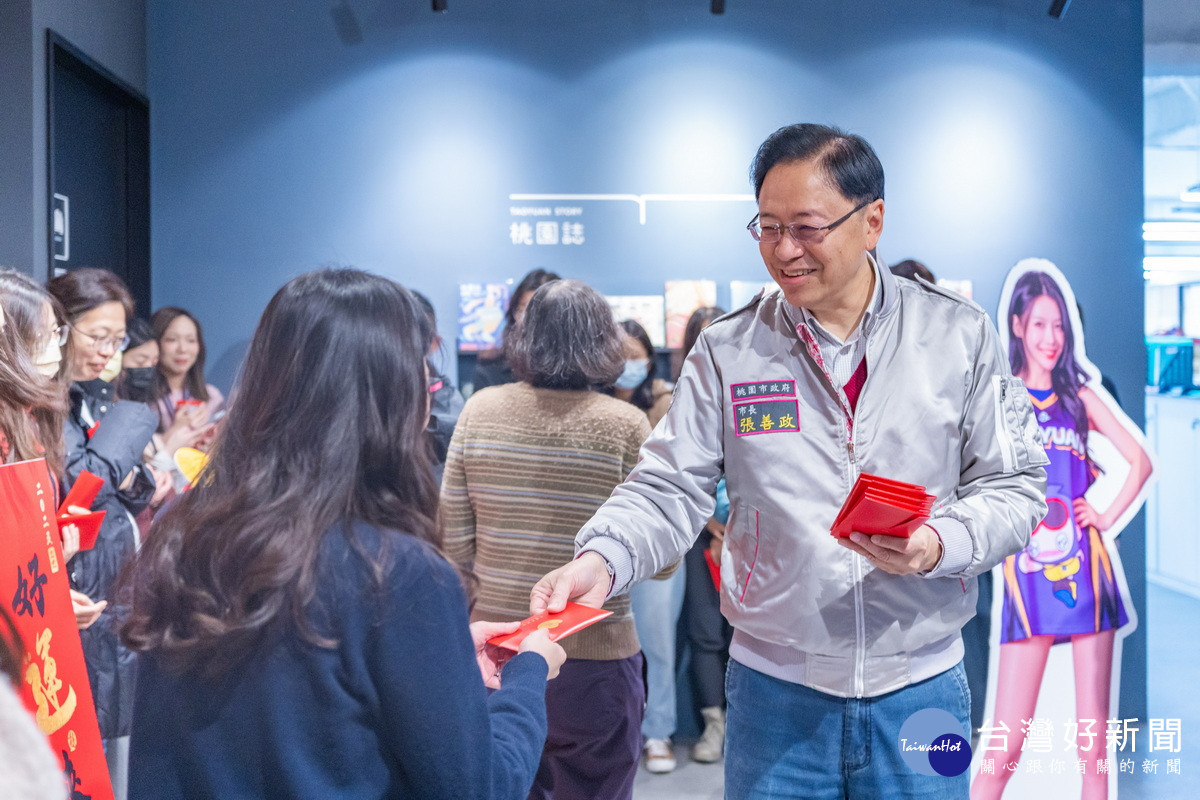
[614,359,649,390]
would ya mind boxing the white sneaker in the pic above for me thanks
[643,737,677,774]
[691,707,725,763]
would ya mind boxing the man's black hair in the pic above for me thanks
[750,123,884,204]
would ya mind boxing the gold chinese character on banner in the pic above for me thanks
[24,627,77,734]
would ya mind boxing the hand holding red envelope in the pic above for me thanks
[831,473,935,539]
[487,602,613,652]
[56,470,106,552]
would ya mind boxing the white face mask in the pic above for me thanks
[98,349,123,383]
[35,335,62,378]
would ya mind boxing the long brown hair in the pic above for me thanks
[1007,270,1091,460]
[0,269,68,478]
[150,306,210,401]
[121,269,443,678]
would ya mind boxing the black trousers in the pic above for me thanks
[683,535,733,710]
[529,653,645,800]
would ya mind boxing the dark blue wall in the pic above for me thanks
[1,0,146,279]
[147,0,1145,718]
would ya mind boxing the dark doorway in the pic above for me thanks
[48,32,150,315]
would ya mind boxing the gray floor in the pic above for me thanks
[633,740,723,800]
[632,582,1200,800]
[1120,581,1200,800]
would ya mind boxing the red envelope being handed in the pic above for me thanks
[57,471,107,552]
[487,602,614,652]
[832,472,935,539]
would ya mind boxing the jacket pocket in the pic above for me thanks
[724,503,763,605]
[992,375,1046,473]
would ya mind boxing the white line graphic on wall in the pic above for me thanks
[508,193,755,224]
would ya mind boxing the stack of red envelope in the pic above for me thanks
[831,473,935,539]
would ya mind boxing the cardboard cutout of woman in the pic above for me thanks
[972,260,1155,800]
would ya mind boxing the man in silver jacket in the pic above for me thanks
[532,123,1048,799]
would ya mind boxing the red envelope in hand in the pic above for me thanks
[832,472,934,539]
[862,487,934,515]
[487,602,614,652]
[836,483,928,523]
[58,512,106,551]
[58,470,104,515]
[57,470,106,551]
[834,483,931,530]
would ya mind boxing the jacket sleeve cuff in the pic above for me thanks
[922,517,972,578]
[578,537,635,599]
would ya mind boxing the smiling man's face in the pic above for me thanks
[756,158,883,322]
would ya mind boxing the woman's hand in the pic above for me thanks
[59,505,89,562]
[147,463,174,507]
[181,403,211,430]
[70,590,107,630]
[518,628,567,681]
[161,406,208,455]
[470,620,520,689]
[1073,497,1110,532]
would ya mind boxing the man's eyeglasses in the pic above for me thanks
[75,329,130,353]
[746,198,876,246]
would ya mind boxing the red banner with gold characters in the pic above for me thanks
[1,458,113,800]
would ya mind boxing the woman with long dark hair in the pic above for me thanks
[1,270,109,631]
[122,269,563,800]
[0,269,68,477]
[149,306,224,436]
[973,269,1153,800]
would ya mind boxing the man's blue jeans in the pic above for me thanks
[725,659,971,799]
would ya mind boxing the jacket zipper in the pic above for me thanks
[798,322,869,698]
[849,429,866,699]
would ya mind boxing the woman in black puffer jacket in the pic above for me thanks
[48,268,159,800]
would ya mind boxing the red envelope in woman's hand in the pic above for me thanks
[487,602,613,652]
[57,471,107,551]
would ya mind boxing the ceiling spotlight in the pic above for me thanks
[433,0,447,11]
[1048,0,1071,18]
[712,0,726,14]
[1182,183,1200,203]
